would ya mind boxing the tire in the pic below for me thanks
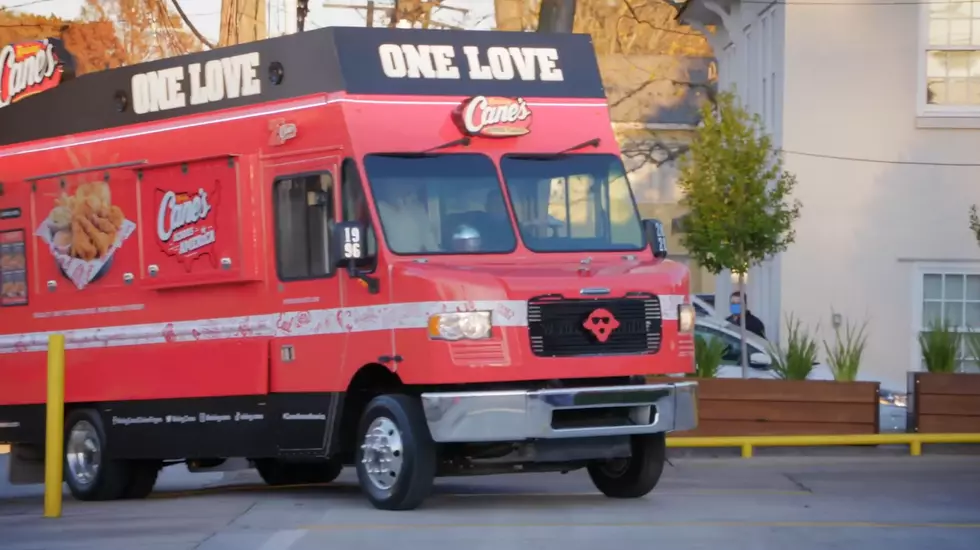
[255,459,343,486]
[123,460,162,499]
[587,433,666,499]
[354,394,436,511]
[63,409,131,501]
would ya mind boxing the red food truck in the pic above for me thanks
[0,29,697,510]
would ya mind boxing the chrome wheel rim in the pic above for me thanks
[360,416,404,490]
[66,420,101,487]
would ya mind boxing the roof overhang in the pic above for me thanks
[674,0,734,27]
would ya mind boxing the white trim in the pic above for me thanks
[916,2,980,118]
[0,97,611,161]
[0,295,688,354]
[0,300,528,354]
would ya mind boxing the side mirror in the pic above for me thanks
[333,221,367,265]
[642,218,668,259]
[332,221,380,294]
[749,351,772,368]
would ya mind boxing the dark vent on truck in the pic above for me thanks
[527,293,663,357]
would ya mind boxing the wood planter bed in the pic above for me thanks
[650,377,880,437]
[908,372,980,433]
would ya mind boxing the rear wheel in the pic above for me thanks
[354,394,436,511]
[255,459,343,486]
[63,410,131,501]
[587,433,666,499]
[123,460,162,499]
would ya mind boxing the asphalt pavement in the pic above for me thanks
[2,449,979,550]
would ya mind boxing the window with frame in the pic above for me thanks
[274,173,334,280]
[501,154,644,253]
[923,1,980,110]
[920,271,980,372]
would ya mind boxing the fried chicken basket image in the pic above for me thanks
[35,181,136,290]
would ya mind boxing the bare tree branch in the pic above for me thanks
[169,0,214,49]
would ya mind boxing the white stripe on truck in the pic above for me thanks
[0,296,685,354]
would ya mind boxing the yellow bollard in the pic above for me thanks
[910,439,922,457]
[43,334,65,519]
[740,442,753,458]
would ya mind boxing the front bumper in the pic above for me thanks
[420,381,698,443]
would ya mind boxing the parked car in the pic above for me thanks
[695,293,716,309]
[694,316,908,433]
[692,294,720,319]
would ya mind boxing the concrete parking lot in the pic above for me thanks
[1,450,979,550]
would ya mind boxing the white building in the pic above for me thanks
[678,0,980,390]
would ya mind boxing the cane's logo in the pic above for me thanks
[583,308,620,343]
[0,39,69,108]
[268,118,297,146]
[455,96,532,138]
[155,183,221,270]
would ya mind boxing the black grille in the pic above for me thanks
[527,293,663,357]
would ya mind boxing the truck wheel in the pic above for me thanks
[64,409,131,501]
[255,459,343,486]
[587,433,666,499]
[123,460,162,499]
[354,394,436,511]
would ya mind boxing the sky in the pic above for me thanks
[0,0,496,43]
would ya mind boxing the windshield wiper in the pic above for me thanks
[425,136,471,152]
[507,137,601,160]
[373,137,472,158]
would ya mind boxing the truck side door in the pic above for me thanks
[265,154,342,453]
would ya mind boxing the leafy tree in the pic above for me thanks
[677,90,802,377]
[493,0,710,55]
[0,11,126,74]
[82,0,203,64]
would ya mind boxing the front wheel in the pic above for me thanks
[587,433,666,499]
[354,394,436,511]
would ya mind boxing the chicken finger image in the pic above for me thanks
[108,205,125,230]
[77,216,113,257]
[89,214,117,240]
[70,219,98,260]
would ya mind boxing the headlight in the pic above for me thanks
[427,311,492,341]
[678,303,695,333]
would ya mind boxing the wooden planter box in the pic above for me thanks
[651,377,880,437]
[908,372,980,433]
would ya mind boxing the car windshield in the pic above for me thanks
[362,154,517,255]
[500,154,645,253]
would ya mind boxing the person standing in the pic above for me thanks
[726,290,767,340]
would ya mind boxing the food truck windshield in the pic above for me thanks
[363,153,646,256]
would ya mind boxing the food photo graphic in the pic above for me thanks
[35,181,136,290]
[0,230,27,306]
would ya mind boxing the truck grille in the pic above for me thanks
[527,293,663,357]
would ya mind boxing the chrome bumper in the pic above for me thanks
[420,381,698,443]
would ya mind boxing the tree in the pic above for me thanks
[969,204,980,247]
[81,0,204,64]
[494,0,536,31]
[493,0,710,55]
[677,91,802,377]
[0,11,127,74]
